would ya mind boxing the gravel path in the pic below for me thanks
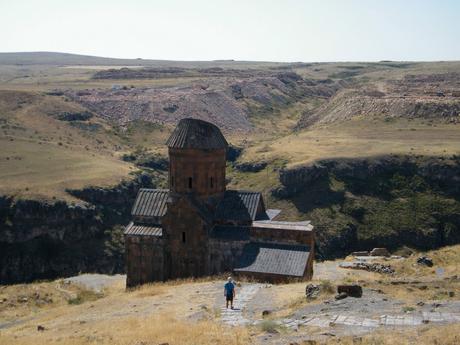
[219,283,264,326]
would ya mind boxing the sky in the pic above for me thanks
[0,0,459,62]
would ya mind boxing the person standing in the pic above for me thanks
[224,276,235,309]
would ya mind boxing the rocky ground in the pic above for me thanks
[297,72,460,128]
[2,247,459,344]
[63,72,342,132]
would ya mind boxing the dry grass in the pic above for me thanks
[0,277,252,345]
[0,314,252,345]
[392,244,460,278]
[0,137,133,200]
[242,118,460,169]
[0,90,136,199]
[265,279,336,320]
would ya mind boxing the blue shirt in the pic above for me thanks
[224,282,234,296]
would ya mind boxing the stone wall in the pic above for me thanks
[162,197,210,279]
[250,226,314,250]
[125,235,164,287]
[208,239,248,275]
[169,148,226,200]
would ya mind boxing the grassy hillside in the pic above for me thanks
[0,53,459,245]
[0,90,136,200]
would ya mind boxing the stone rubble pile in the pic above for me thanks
[305,284,321,299]
[340,262,395,274]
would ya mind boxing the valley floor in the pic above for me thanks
[1,245,460,345]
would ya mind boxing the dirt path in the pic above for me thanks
[218,283,264,326]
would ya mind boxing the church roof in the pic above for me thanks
[131,189,169,218]
[234,242,310,277]
[131,188,269,223]
[166,118,228,150]
[215,190,268,222]
[124,222,163,237]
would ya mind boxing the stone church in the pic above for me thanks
[124,118,315,287]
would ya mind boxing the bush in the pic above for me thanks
[320,280,335,294]
[259,320,278,333]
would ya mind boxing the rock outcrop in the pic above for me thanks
[272,155,460,259]
[0,173,160,284]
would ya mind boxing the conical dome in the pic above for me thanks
[166,118,228,150]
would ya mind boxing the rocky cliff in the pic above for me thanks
[273,155,460,258]
[0,173,161,284]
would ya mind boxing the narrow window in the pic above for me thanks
[188,177,193,189]
[171,176,174,187]
[182,232,186,243]
[210,177,213,188]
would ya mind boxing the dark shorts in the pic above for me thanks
[226,294,233,302]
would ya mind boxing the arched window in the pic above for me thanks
[188,177,193,189]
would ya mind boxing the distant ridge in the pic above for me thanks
[0,51,283,69]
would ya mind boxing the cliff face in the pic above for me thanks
[272,155,460,259]
[0,173,159,284]
[2,155,460,283]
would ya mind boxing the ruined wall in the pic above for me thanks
[125,235,164,287]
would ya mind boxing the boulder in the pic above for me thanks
[370,248,390,257]
[351,251,369,257]
[337,285,363,298]
[335,292,348,300]
[234,161,267,172]
[417,256,434,267]
[305,284,321,299]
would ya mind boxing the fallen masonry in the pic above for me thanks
[339,262,395,274]
[305,284,321,299]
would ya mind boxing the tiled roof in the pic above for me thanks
[215,190,268,222]
[234,242,310,277]
[252,220,313,231]
[166,118,228,150]
[124,222,163,237]
[210,225,250,241]
[131,189,169,217]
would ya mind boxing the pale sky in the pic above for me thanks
[1,0,459,62]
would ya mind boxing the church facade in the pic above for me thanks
[124,118,315,287]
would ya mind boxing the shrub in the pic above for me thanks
[259,320,278,333]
